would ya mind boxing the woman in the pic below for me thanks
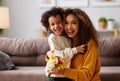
[49,8,101,81]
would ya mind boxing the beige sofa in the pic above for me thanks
[99,38,120,81]
[0,37,49,81]
[0,37,120,81]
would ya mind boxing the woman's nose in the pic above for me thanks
[67,24,72,29]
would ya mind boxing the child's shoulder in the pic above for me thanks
[48,33,56,39]
[48,33,59,41]
[48,33,69,41]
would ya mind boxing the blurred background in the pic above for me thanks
[1,0,120,38]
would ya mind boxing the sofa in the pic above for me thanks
[0,37,49,81]
[99,38,120,81]
[0,37,120,81]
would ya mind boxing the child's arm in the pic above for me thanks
[53,44,87,59]
[48,35,76,59]
[76,44,87,54]
[48,34,87,60]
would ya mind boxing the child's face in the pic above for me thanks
[48,15,64,36]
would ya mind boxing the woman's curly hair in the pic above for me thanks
[64,8,99,47]
[41,7,64,32]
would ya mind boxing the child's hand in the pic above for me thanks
[76,44,87,54]
[45,54,65,78]
[45,50,55,62]
[46,50,55,57]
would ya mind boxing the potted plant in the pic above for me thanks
[98,17,107,29]
[107,18,115,30]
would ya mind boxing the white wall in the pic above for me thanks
[1,0,120,38]
[1,0,42,38]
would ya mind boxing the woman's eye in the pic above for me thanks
[72,22,77,24]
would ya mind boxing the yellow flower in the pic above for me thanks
[45,50,65,78]
[49,55,56,60]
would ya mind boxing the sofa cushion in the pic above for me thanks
[0,66,47,81]
[11,54,46,66]
[99,38,120,57]
[0,37,49,66]
[0,37,50,56]
[100,66,120,81]
[99,38,120,66]
[100,57,120,66]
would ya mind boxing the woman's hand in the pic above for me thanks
[48,68,64,75]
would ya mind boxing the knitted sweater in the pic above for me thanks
[63,39,101,81]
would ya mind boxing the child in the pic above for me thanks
[41,7,87,79]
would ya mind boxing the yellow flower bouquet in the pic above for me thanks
[45,50,65,78]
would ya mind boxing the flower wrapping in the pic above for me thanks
[45,50,65,78]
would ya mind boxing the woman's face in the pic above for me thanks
[65,14,79,38]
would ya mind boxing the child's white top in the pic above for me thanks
[46,33,78,77]
[48,33,78,68]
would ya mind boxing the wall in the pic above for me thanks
[1,0,120,38]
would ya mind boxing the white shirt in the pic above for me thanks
[46,33,78,77]
[48,33,78,68]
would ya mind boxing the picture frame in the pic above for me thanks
[91,0,120,7]
[40,0,56,8]
[57,0,88,7]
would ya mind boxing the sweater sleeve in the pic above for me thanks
[63,40,101,81]
[48,34,78,60]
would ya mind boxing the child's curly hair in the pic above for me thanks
[41,7,64,32]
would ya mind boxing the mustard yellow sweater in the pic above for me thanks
[63,39,101,81]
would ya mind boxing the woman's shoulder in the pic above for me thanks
[86,39,98,52]
[88,39,97,46]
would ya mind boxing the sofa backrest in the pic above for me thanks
[0,37,50,66]
[99,37,120,66]
[0,37,120,66]
[0,37,49,56]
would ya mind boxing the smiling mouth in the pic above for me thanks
[54,28,61,33]
[53,27,62,34]
[55,30,61,33]
[67,30,74,35]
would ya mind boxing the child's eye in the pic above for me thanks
[64,22,68,24]
[51,23,55,26]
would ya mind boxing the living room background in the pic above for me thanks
[1,0,120,38]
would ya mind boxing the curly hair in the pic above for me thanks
[41,7,64,32]
[64,8,99,47]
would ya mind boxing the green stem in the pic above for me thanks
[48,74,51,78]
[0,29,3,34]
